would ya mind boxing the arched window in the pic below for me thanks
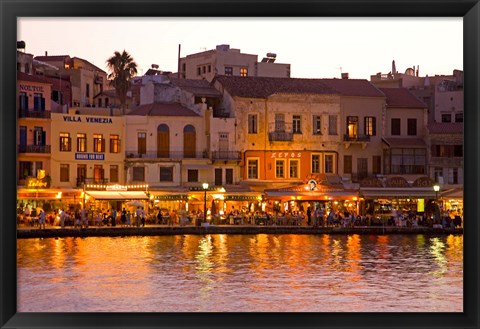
[157,124,170,158]
[183,125,196,158]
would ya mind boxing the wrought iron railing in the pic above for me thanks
[18,144,51,153]
[18,109,51,119]
[125,150,209,159]
[343,134,371,142]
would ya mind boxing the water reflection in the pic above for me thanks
[17,234,463,312]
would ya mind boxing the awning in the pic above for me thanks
[86,191,148,200]
[360,188,436,199]
[440,188,463,199]
[382,137,426,148]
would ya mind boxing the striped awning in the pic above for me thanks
[86,191,148,200]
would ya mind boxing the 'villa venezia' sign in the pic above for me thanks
[63,116,113,124]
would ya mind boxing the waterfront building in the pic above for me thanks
[16,72,55,208]
[33,54,108,108]
[178,44,291,82]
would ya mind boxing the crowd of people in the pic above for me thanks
[17,204,463,229]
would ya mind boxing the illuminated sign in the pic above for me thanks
[417,199,425,212]
[307,179,317,191]
[106,184,128,191]
[63,116,113,123]
[75,153,105,160]
[26,177,48,188]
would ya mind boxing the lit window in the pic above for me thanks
[292,115,301,134]
[365,117,376,136]
[77,133,87,152]
[240,68,248,77]
[93,134,105,152]
[59,133,71,152]
[110,134,121,153]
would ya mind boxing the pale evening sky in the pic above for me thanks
[18,17,463,80]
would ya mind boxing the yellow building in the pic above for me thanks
[50,109,125,192]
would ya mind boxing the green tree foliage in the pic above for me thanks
[106,50,138,114]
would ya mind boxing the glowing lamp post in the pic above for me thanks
[433,184,440,203]
[202,183,209,224]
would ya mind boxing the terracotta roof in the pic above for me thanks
[214,76,337,98]
[427,123,463,134]
[17,72,53,85]
[72,57,106,73]
[321,79,385,97]
[170,78,222,97]
[382,137,426,148]
[379,88,427,108]
[127,102,200,117]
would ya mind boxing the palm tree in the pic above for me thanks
[106,50,138,114]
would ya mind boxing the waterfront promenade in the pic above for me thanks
[17,224,463,238]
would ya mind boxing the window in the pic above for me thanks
[197,67,201,76]
[60,164,69,182]
[77,133,87,152]
[132,167,145,182]
[160,167,173,182]
[365,117,376,136]
[434,167,443,182]
[208,65,211,73]
[33,93,44,111]
[19,92,28,111]
[407,118,417,136]
[187,169,198,182]
[224,67,233,76]
[77,165,86,185]
[98,98,102,107]
[384,148,426,174]
[344,155,352,174]
[59,133,71,152]
[372,156,381,175]
[240,68,248,77]
[275,160,285,178]
[138,132,147,154]
[325,154,334,173]
[346,116,358,138]
[357,158,368,180]
[455,112,463,123]
[226,168,233,184]
[93,134,105,152]
[248,114,258,134]
[391,118,401,135]
[110,165,119,183]
[203,66,206,74]
[450,168,459,184]
[34,127,45,146]
[289,160,299,178]
[328,115,337,135]
[311,154,321,173]
[110,135,121,153]
[105,98,109,108]
[441,114,452,123]
[313,115,321,135]
[247,159,259,179]
[292,115,301,134]
[86,83,90,98]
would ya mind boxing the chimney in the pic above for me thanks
[341,73,349,79]
[45,51,48,56]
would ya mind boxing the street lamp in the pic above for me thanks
[433,184,440,202]
[202,182,209,224]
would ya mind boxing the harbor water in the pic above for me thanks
[17,234,463,312]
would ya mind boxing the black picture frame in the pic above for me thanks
[1,1,479,328]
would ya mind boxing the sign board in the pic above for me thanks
[75,153,105,160]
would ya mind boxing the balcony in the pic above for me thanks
[18,144,51,153]
[343,134,370,149]
[18,109,51,119]
[268,122,296,142]
[125,150,209,160]
[212,151,241,161]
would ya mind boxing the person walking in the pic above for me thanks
[121,208,127,227]
[140,207,145,227]
[126,211,131,227]
[60,209,65,229]
[135,207,141,227]
[81,208,88,228]
[111,209,117,227]
[38,209,46,230]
